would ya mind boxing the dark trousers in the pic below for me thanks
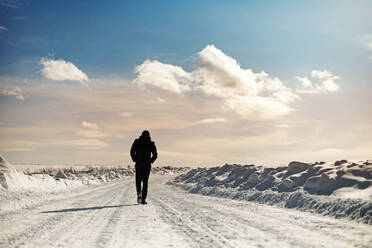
[135,164,151,200]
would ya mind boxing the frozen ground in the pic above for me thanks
[1,175,372,248]
[1,155,372,247]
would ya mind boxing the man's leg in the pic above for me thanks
[135,165,143,196]
[141,165,151,202]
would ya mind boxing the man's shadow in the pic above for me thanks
[40,204,138,213]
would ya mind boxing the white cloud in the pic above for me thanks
[295,76,313,89]
[357,34,372,59]
[311,70,333,79]
[320,148,344,153]
[194,45,299,104]
[40,58,89,86]
[0,26,8,31]
[156,97,166,103]
[322,79,340,92]
[223,96,293,120]
[79,121,107,138]
[276,124,290,128]
[133,60,192,93]
[198,118,226,124]
[194,44,259,97]
[119,112,133,118]
[60,121,110,148]
[296,70,340,94]
[0,86,24,100]
[78,130,107,138]
[59,139,109,150]
[133,44,300,120]
[82,121,98,130]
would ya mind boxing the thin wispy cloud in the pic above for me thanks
[356,34,372,60]
[11,16,26,21]
[79,121,108,139]
[82,121,98,130]
[78,130,108,139]
[0,86,24,100]
[275,124,290,128]
[296,70,340,94]
[119,112,134,118]
[55,121,111,150]
[57,139,109,150]
[0,0,19,8]
[197,118,226,124]
[40,58,89,87]
[0,26,8,32]
[156,97,166,103]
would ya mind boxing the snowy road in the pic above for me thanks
[1,175,371,248]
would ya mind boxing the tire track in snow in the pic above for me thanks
[1,180,132,247]
[49,182,131,248]
[150,176,233,248]
[151,177,372,248]
[152,195,232,248]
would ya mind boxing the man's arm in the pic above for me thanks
[150,142,157,163]
[130,140,137,162]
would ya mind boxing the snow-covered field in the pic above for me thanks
[1,154,372,247]
[170,160,372,224]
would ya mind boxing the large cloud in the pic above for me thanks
[296,70,340,94]
[133,45,340,120]
[134,45,299,120]
[40,58,89,86]
[194,45,298,103]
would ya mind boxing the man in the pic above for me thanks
[130,130,157,204]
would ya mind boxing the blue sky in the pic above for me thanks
[0,1,371,165]
[2,0,371,78]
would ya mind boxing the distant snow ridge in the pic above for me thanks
[170,160,372,224]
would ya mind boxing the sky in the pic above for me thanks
[0,0,371,166]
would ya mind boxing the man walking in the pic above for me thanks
[130,130,157,204]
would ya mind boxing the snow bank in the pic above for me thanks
[169,160,372,224]
[0,154,93,213]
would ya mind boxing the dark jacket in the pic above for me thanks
[130,136,157,165]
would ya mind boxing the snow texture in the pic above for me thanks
[170,160,372,224]
[1,176,371,248]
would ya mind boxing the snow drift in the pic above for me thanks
[170,160,372,224]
